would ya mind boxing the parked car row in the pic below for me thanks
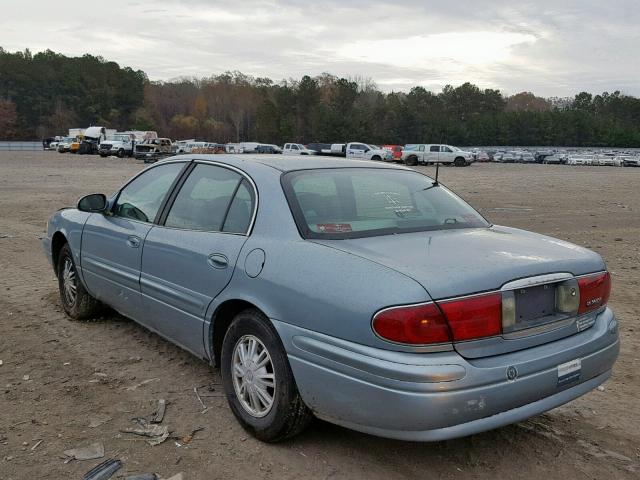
[482,148,640,167]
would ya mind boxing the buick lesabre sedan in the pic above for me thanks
[43,155,619,442]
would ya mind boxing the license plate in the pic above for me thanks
[557,358,581,386]
[508,283,557,332]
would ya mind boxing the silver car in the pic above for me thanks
[43,155,619,442]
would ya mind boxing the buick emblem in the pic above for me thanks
[506,366,518,381]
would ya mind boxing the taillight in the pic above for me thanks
[577,272,611,314]
[372,303,451,344]
[438,293,502,341]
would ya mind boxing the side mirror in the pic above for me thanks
[77,193,107,213]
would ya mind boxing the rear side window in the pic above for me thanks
[283,168,489,239]
[430,145,439,152]
[223,180,255,233]
[164,164,252,232]
[113,162,184,223]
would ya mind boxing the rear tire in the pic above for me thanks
[117,149,125,158]
[57,243,102,320]
[405,155,418,166]
[221,309,313,442]
[371,155,381,161]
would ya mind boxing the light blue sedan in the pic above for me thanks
[43,155,619,442]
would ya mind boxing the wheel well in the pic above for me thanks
[51,232,68,276]
[211,299,263,366]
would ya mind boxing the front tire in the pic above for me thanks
[371,155,381,161]
[221,309,312,442]
[117,148,125,158]
[454,157,466,167]
[57,244,101,320]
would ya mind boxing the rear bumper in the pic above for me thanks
[273,307,619,441]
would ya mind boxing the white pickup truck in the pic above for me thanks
[98,133,135,158]
[401,144,473,166]
[344,142,393,161]
[283,143,316,155]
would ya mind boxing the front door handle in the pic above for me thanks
[207,253,228,269]
[126,235,141,248]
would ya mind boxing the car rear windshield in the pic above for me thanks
[282,168,489,239]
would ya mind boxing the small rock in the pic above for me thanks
[0,360,3,366]
[614,238,623,242]
[597,386,605,392]
[22,375,30,381]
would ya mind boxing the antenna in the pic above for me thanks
[434,132,445,185]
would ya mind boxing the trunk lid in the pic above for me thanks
[313,226,606,357]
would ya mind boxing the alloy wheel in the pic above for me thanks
[231,335,276,417]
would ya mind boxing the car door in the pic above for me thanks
[347,143,366,159]
[440,145,455,163]
[425,145,439,163]
[80,161,187,320]
[139,162,256,356]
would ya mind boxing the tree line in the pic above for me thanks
[2,48,640,147]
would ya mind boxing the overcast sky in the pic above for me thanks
[2,0,639,96]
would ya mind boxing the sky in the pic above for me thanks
[1,0,639,97]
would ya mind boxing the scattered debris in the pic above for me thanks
[181,427,204,445]
[193,386,209,413]
[88,414,112,428]
[0,234,14,239]
[83,458,122,480]
[597,385,605,392]
[31,439,43,451]
[63,441,105,461]
[125,474,157,480]
[150,399,166,423]
[9,420,30,428]
[125,378,160,391]
[120,419,169,446]
[22,374,30,381]
[0,360,3,366]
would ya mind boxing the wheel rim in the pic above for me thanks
[62,257,77,307]
[231,335,276,417]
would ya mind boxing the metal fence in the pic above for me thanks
[0,141,45,151]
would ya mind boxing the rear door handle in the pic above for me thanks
[126,236,141,248]
[207,253,228,269]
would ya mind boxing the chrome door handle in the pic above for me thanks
[126,236,141,248]
[207,253,228,269]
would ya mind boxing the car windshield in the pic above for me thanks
[450,146,461,151]
[282,168,490,239]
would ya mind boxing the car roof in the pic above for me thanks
[160,154,409,173]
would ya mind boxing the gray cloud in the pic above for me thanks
[1,0,638,96]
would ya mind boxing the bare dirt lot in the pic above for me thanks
[0,151,638,479]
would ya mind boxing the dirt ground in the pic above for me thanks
[0,151,638,480]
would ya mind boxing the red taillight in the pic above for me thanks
[372,303,451,345]
[577,272,611,314]
[438,292,502,341]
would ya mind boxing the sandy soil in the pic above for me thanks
[0,151,638,479]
